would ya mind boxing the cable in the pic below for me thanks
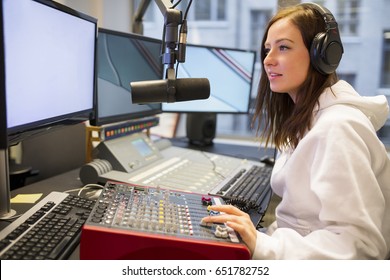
[200,151,226,180]
[0,214,23,222]
[175,0,192,78]
[77,184,105,199]
[64,184,104,200]
[183,0,192,19]
[172,0,183,9]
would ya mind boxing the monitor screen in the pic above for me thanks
[4,0,97,143]
[162,44,256,113]
[91,28,163,126]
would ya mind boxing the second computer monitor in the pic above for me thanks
[91,28,163,126]
[162,44,256,114]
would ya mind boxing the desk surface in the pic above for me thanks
[169,137,275,161]
[2,139,271,259]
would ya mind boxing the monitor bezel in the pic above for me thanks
[0,0,6,150]
[162,43,257,114]
[5,0,98,144]
[90,27,163,127]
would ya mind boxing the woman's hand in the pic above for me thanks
[201,204,257,256]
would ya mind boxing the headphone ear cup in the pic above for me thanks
[310,32,327,74]
[310,31,343,75]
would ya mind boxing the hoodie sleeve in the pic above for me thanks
[252,105,390,259]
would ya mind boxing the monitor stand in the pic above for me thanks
[186,113,216,147]
[0,148,16,219]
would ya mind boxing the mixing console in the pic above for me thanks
[80,182,250,259]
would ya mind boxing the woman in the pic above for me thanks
[201,3,390,259]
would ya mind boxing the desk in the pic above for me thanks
[1,140,272,259]
[169,137,275,161]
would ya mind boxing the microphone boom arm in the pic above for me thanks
[131,0,210,104]
[132,0,152,35]
[155,1,183,102]
[132,0,183,71]
[160,6,182,70]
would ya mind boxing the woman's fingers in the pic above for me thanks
[201,204,257,256]
[208,204,246,216]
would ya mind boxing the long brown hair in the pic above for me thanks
[252,4,339,150]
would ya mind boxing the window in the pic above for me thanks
[336,0,360,36]
[312,0,325,6]
[338,73,356,88]
[250,10,272,52]
[179,0,227,21]
[381,31,390,88]
[133,0,155,22]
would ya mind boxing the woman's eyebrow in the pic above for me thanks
[264,38,294,47]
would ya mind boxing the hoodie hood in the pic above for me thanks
[316,80,389,131]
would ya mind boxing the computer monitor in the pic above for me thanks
[162,44,256,113]
[1,0,97,217]
[5,0,97,145]
[90,28,163,126]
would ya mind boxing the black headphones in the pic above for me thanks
[302,3,344,75]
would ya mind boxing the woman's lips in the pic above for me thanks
[268,72,282,80]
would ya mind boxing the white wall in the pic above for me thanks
[56,0,133,32]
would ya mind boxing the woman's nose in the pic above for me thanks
[263,50,275,66]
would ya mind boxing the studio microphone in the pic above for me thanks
[130,78,210,104]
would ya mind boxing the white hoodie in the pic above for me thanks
[253,80,390,259]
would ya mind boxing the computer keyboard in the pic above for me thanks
[210,165,273,213]
[0,191,95,260]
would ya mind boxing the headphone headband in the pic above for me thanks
[300,3,344,75]
[307,3,338,30]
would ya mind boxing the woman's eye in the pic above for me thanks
[279,45,290,51]
[264,48,270,55]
